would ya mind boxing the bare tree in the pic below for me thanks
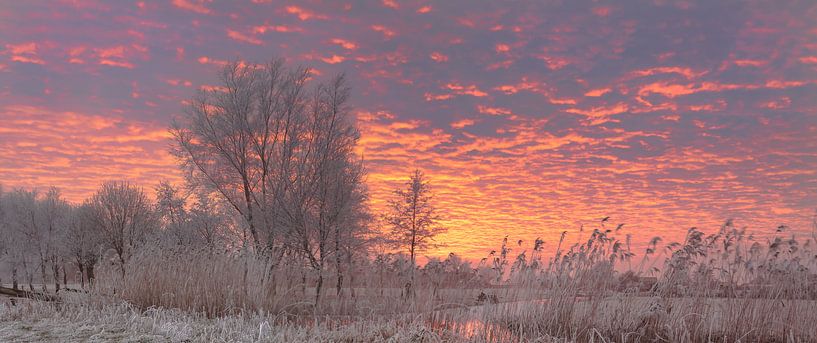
[0,187,26,290]
[274,74,369,304]
[187,189,233,249]
[65,203,103,288]
[40,188,70,292]
[1,188,68,292]
[155,181,191,245]
[385,170,446,298]
[88,181,155,278]
[171,59,311,254]
[0,184,6,288]
[172,59,369,305]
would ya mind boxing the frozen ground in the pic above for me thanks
[0,319,168,342]
[0,297,457,343]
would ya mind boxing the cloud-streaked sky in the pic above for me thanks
[2,0,816,258]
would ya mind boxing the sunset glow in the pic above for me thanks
[1,1,816,259]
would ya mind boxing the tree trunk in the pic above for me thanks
[78,263,85,289]
[86,263,95,287]
[334,254,342,297]
[336,272,343,296]
[12,267,18,290]
[118,252,127,280]
[52,258,61,292]
[346,251,356,298]
[62,263,67,289]
[301,271,307,296]
[335,230,343,296]
[315,269,323,308]
[270,272,277,298]
[408,241,416,299]
[40,260,48,292]
[242,182,260,246]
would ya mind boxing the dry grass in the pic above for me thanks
[4,220,817,342]
[0,297,464,342]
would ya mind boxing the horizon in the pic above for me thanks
[2,1,817,260]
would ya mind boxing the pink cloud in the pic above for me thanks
[171,0,211,14]
[430,52,448,62]
[285,6,326,21]
[371,25,396,39]
[227,29,264,45]
[330,38,358,50]
[5,42,45,65]
[320,54,345,64]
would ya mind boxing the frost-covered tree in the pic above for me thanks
[273,74,369,304]
[385,170,446,297]
[1,188,69,292]
[171,59,312,251]
[0,186,27,290]
[155,181,191,245]
[88,181,156,278]
[65,203,104,288]
[0,184,6,287]
[172,60,369,304]
[188,189,234,249]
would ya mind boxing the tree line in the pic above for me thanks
[0,59,445,302]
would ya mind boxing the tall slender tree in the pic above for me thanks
[385,170,446,298]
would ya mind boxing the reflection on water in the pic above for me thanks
[425,300,549,341]
[432,317,515,341]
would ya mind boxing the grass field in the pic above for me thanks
[3,224,817,342]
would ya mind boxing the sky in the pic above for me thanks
[1,0,817,259]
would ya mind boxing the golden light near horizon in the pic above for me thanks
[1,0,817,260]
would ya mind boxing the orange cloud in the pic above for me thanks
[424,93,453,101]
[566,103,628,125]
[450,118,475,128]
[99,59,134,69]
[330,38,358,50]
[445,83,487,97]
[632,66,706,79]
[429,52,448,62]
[227,29,263,45]
[285,6,326,21]
[584,87,611,97]
[371,25,396,39]
[199,84,228,92]
[5,42,45,65]
[88,45,147,69]
[762,96,791,109]
[253,25,300,33]
[382,0,399,9]
[171,0,211,14]
[494,79,541,94]
[2,0,815,261]
[197,56,229,66]
[320,55,345,64]
[733,59,766,67]
[0,105,182,203]
[477,105,512,116]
